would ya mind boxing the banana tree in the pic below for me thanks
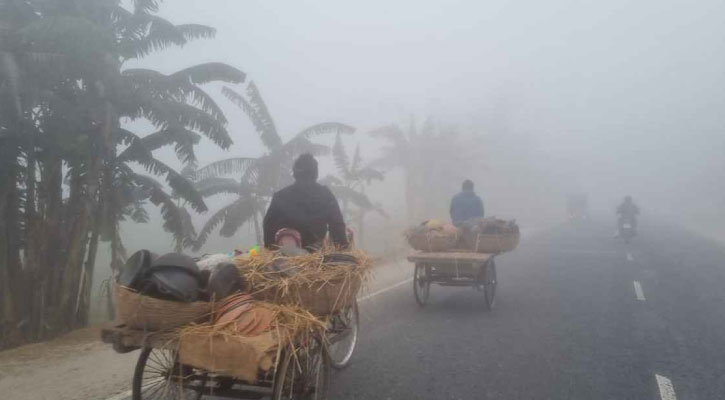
[0,0,245,344]
[190,81,355,250]
[319,133,387,247]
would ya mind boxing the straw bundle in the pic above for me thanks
[405,221,461,252]
[234,249,372,316]
[114,284,211,331]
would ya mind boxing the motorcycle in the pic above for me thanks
[618,217,637,244]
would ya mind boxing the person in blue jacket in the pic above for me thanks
[450,179,484,227]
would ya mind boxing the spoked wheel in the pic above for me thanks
[478,259,497,310]
[326,301,359,369]
[413,263,431,306]
[132,348,205,400]
[272,338,330,400]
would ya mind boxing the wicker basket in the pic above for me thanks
[252,276,361,316]
[406,230,459,252]
[114,285,212,331]
[463,231,520,254]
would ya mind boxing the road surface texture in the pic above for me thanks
[4,221,724,400]
[331,221,725,400]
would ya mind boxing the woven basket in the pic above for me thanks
[114,285,212,331]
[463,231,520,253]
[406,231,458,252]
[252,276,361,316]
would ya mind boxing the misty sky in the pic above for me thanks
[129,0,725,237]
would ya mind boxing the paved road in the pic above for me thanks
[330,221,725,400]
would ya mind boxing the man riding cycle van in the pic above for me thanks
[450,179,485,228]
[263,153,349,250]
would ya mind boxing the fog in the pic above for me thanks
[112,0,725,265]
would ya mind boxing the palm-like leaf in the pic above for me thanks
[116,129,207,212]
[194,157,256,181]
[332,133,350,179]
[139,126,201,164]
[133,174,197,247]
[293,122,355,141]
[354,167,385,183]
[328,185,373,209]
[193,196,256,250]
[170,63,245,86]
[135,97,232,149]
[195,177,240,197]
[222,85,282,150]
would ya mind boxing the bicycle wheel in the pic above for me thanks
[272,339,330,400]
[326,301,359,369]
[413,263,430,306]
[479,259,497,310]
[132,347,204,400]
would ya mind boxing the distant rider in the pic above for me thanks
[450,179,484,227]
[616,195,640,233]
[263,153,349,250]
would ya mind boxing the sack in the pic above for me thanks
[406,221,460,252]
[252,275,361,316]
[462,218,520,253]
[178,330,277,382]
[114,284,211,331]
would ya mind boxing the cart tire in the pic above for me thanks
[272,339,330,400]
[326,301,359,369]
[480,259,497,310]
[413,263,431,306]
[132,347,204,400]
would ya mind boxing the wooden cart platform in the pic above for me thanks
[407,250,497,309]
[407,251,493,264]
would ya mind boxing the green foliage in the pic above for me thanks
[0,0,245,347]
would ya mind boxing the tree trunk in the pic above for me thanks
[78,226,100,325]
[252,209,262,245]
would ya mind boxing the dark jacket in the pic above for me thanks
[450,190,484,227]
[617,202,640,220]
[263,181,348,249]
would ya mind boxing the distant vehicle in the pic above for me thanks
[567,194,589,223]
[616,195,639,243]
[619,216,636,244]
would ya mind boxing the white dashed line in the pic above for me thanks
[655,374,677,400]
[358,278,414,302]
[626,252,634,262]
[633,281,646,301]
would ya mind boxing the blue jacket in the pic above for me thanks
[450,190,484,226]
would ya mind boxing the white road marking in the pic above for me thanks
[104,390,131,400]
[655,374,677,400]
[358,278,414,302]
[633,281,646,301]
[626,252,634,262]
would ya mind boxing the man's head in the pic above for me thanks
[293,153,318,182]
[624,195,632,203]
[462,179,474,192]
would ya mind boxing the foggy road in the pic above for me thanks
[328,223,725,400]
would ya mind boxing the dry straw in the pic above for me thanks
[234,248,373,316]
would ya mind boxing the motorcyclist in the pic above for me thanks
[616,195,640,233]
[263,153,349,250]
[450,179,484,227]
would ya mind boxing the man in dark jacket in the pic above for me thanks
[263,154,349,249]
[450,179,485,227]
